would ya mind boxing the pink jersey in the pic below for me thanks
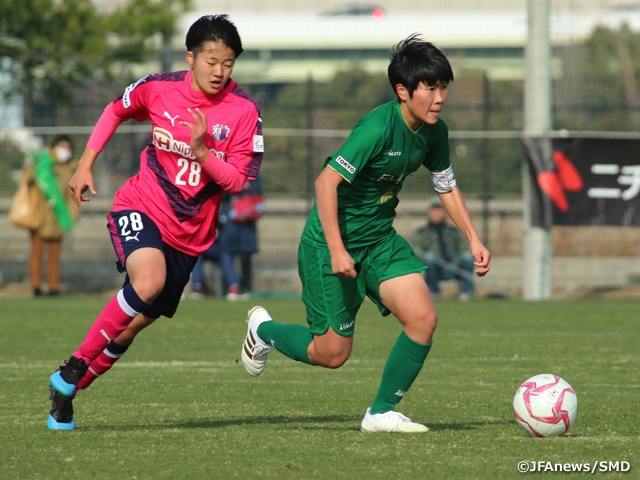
[88,71,263,256]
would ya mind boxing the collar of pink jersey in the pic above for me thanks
[184,71,235,102]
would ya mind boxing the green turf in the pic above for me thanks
[1,297,638,479]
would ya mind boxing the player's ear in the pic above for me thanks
[186,51,195,68]
[396,84,409,101]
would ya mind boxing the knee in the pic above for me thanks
[130,276,165,303]
[314,353,350,369]
[422,309,438,330]
[404,310,438,343]
[310,345,351,369]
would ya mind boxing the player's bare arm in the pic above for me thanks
[439,188,491,276]
[315,167,356,278]
[68,148,99,208]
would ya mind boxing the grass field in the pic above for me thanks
[1,296,638,479]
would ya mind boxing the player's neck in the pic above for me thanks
[399,103,423,132]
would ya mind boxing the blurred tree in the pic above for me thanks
[255,64,525,196]
[104,0,192,74]
[0,138,28,192]
[265,64,394,129]
[0,0,107,106]
[555,23,640,132]
[0,0,191,113]
[256,64,395,195]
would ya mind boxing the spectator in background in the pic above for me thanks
[22,135,79,296]
[412,201,475,301]
[217,179,263,294]
[190,241,249,300]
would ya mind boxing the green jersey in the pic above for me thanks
[301,101,451,249]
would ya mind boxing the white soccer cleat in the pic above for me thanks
[241,306,273,376]
[360,408,429,433]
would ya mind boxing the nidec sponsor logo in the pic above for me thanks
[152,127,226,161]
[336,156,356,174]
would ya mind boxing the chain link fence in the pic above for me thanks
[1,0,639,296]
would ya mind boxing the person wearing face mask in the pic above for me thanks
[22,135,79,297]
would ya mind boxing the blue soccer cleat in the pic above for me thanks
[47,387,75,431]
[47,356,88,430]
[49,356,88,397]
[49,371,76,397]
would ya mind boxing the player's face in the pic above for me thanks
[187,42,236,96]
[397,82,448,131]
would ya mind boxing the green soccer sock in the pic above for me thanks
[257,322,313,365]
[369,331,432,415]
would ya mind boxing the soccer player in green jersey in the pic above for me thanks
[242,34,491,432]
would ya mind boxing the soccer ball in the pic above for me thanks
[513,374,578,437]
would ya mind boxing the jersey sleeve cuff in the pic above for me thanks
[327,164,352,184]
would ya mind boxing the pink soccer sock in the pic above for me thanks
[76,342,129,391]
[72,285,147,363]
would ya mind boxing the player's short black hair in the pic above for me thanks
[185,14,244,58]
[388,34,454,98]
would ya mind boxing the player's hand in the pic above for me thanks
[181,107,209,162]
[68,165,96,208]
[330,249,357,278]
[470,239,491,277]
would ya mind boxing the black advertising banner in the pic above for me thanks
[524,137,640,226]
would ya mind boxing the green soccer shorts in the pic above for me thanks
[298,229,427,337]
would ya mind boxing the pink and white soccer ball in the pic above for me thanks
[513,374,578,437]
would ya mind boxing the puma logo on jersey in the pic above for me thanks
[336,156,356,174]
[163,111,179,126]
[125,232,140,241]
[384,150,402,156]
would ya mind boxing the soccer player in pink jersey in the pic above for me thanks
[47,14,263,430]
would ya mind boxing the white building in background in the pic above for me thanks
[173,5,640,83]
[90,0,640,83]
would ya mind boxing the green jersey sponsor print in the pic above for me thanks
[302,101,451,249]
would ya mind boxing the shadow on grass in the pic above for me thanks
[429,419,512,431]
[77,416,512,432]
[79,414,363,432]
